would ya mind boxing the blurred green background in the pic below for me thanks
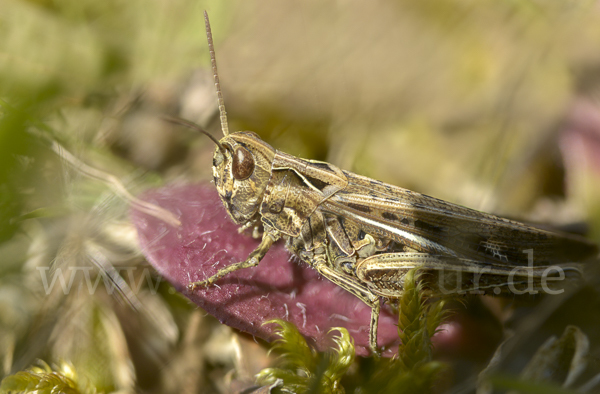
[2,0,600,392]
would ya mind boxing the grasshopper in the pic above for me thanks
[176,12,598,354]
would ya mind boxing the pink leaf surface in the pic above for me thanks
[562,99,600,178]
[131,183,401,356]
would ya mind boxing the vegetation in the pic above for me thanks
[2,0,600,392]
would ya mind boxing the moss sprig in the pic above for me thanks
[256,319,355,393]
[396,269,449,372]
[368,269,449,393]
[0,360,97,394]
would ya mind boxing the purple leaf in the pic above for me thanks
[131,183,401,356]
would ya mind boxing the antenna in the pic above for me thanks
[162,115,227,156]
[204,11,230,137]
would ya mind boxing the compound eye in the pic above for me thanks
[232,146,255,180]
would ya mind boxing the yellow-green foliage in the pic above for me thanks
[0,361,95,394]
[396,269,448,371]
[372,269,448,393]
[256,320,355,394]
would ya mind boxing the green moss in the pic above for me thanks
[256,269,450,393]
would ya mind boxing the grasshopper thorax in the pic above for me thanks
[213,132,276,225]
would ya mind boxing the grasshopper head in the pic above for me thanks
[213,132,275,225]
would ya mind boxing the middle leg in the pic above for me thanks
[311,256,382,355]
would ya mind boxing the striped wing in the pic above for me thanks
[321,172,598,267]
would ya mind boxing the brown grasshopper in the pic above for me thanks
[176,11,598,354]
